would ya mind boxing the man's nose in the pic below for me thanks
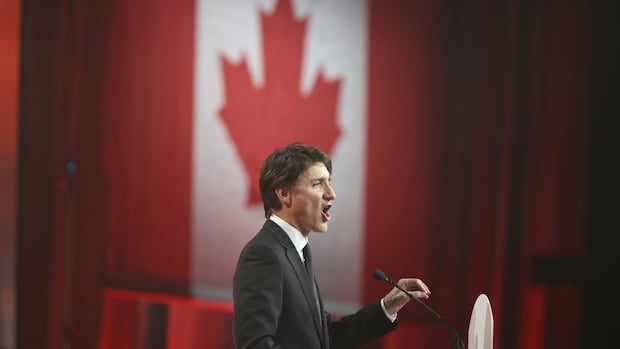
[325,183,336,200]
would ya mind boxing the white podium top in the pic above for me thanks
[468,294,494,349]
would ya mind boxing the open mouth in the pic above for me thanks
[321,204,332,221]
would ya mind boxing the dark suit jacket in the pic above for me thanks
[233,220,398,349]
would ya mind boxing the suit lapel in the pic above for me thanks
[265,221,325,346]
[315,277,329,349]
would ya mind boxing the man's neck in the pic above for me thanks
[271,211,309,236]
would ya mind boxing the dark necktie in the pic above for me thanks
[302,244,323,330]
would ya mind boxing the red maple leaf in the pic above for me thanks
[219,0,342,206]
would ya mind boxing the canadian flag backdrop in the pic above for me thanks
[15,0,591,348]
[192,0,370,309]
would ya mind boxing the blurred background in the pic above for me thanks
[1,0,618,348]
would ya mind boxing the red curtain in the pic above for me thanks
[19,0,194,346]
[100,0,195,293]
[0,0,20,348]
[364,1,588,348]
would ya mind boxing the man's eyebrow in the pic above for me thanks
[311,176,331,182]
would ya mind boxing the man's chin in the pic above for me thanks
[313,223,329,233]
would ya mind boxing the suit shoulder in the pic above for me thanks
[238,227,283,260]
[242,224,284,251]
[233,229,285,289]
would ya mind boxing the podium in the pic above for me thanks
[467,294,494,349]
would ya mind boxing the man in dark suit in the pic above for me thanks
[233,143,431,349]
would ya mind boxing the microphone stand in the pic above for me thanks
[374,269,465,349]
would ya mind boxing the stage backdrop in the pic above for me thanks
[16,0,589,348]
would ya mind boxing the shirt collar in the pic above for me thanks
[270,214,308,258]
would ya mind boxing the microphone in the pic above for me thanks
[373,268,465,349]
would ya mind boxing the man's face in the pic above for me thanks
[288,162,336,235]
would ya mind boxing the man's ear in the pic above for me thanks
[275,187,292,207]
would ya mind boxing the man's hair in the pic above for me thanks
[259,143,332,218]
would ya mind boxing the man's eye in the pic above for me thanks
[313,182,321,187]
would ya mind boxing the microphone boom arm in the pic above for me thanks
[374,269,465,349]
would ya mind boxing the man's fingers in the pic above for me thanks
[407,290,429,299]
[399,278,431,295]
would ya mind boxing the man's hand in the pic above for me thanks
[383,278,431,316]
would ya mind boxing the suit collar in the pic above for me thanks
[269,214,308,261]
